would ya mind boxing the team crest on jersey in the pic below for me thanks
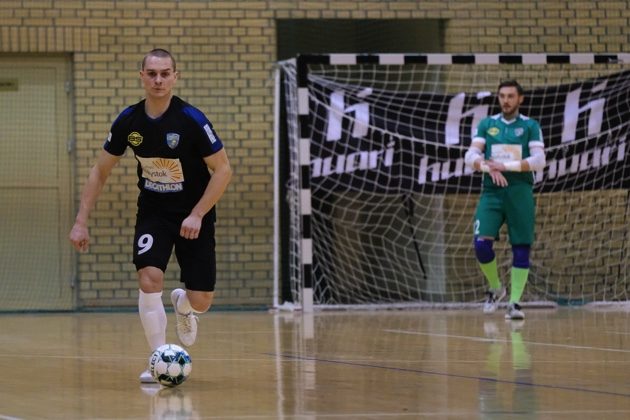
[128,131,143,146]
[514,127,524,136]
[487,127,500,137]
[166,133,180,149]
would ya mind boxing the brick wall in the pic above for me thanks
[1,1,628,308]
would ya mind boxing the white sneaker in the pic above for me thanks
[139,369,157,384]
[505,303,525,320]
[483,287,506,314]
[171,289,199,347]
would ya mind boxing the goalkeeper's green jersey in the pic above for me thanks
[473,113,544,189]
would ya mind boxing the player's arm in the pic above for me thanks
[486,144,545,172]
[522,123,546,171]
[465,119,495,172]
[69,150,121,252]
[465,121,508,187]
[180,148,233,240]
[521,144,545,172]
[464,139,487,172]
[466,140,508,187]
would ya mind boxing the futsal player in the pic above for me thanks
[464,79,546,320]
[69,49,232,382]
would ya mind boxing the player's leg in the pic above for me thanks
[169,289,214,347]
[172,219,217,346]
[138,267,168,350]
[477,243,506,314]
[475,237,500,289]
[171,289,214,315]
[138,267,167,384]
[505,185,535,320]
[505,245,529,319]
[134,213,177,382]
[474,191,506,313]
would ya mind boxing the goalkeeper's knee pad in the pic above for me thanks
[474,237,495,264]
[512,244,530,269]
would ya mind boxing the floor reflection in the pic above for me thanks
[142,382,199,419]
[479,320,537,419]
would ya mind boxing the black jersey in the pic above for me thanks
[104,96,224,216]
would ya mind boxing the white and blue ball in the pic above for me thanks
[149,344,192,387]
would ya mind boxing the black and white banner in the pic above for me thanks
[308,70,630,193]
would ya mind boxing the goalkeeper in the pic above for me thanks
[464,80,546,320]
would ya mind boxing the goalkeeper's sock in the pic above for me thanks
[479,259,501,290]
[510,267,529,303]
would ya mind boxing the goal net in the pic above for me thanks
[278,53,630,310]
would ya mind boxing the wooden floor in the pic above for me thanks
[2,306,630,419]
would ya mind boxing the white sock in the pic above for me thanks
[138,290,167,351]
[173,288,193,314]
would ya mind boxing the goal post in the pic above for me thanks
[277,53,630,311]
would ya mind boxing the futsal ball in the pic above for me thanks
[149,344,192,387]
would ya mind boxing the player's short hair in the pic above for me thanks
[498,79,524,95]
[142,48,176,71]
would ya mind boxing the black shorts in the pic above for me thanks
[132,211,216,292]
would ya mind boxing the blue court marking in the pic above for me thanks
[266,352,630,398]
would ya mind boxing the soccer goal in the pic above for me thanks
[276,53,630,311]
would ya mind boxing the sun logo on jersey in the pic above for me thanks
[128,131,143,146]
[487,127,500,137]
[154,158,183,182]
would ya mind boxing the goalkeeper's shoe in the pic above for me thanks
[483,287,506,314]
[505,303,525,320]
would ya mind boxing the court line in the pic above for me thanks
[605,330,630,336]
[384,328,630,354]
[195,409,630,418]
[268,352,630,398]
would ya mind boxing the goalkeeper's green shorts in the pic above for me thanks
[473,183,535,245]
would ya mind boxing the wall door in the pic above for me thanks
[0,55,74,310]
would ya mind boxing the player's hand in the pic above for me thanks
[180,214,203,240]
[488,170,508,187]
[486,160,506,172]
[69,223,90,252]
